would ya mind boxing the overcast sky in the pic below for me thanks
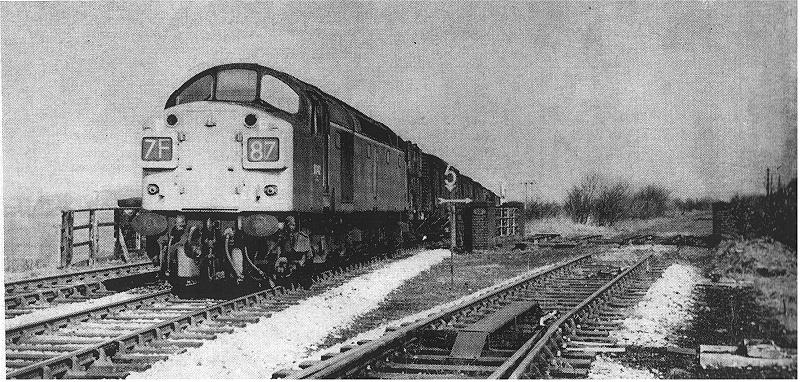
[2,1,796,204]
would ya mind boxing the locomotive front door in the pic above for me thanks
[178,112,238,209]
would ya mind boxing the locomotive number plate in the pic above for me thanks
[247,137,279,162]
[142,137,173,161]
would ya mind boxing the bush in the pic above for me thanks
[524,200,561,220]
[563,173,600,224]
[726,178,797,249]
[630,184,671,219]
[593,181,631,226]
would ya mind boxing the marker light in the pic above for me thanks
[264,185,278,196]
[147,184,160,195]
[245,114,258,127]
[166,114,178,126]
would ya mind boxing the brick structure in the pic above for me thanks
[463,201,496,251]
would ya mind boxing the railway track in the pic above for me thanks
[282,250,671,379]
[5,254,394,379]
[5,261,159,318]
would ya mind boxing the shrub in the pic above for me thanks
[524,200,561,220]
[593,181,631,226]
[630,184,671,219]
[563,173,600,224]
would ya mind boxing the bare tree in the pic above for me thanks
[630,184,671,219]
[564,173,600,224]
[593,180,631,226]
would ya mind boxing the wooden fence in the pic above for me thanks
[60,207,144,268]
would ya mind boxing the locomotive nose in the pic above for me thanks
[141,103,293,212]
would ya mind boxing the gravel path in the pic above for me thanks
[129,249,450,379]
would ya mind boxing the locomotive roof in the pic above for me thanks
[166,63,402,147]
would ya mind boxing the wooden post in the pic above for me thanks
[89,210,99,263]
[117,228,130,263]
[114,209,122,259]
[60,210,74,268]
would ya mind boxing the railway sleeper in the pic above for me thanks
[297,360,318,369]
[131,345,186,355]
[191,325,235,334]
[110,312,180,320]
[574,328,610,337]
[362,371,471,379]
[80,323,150,331]
[564,346,626,353]
[406,354,507,366]
[168,331,217,341]
[25,335,108,344]
[213,315,260,324]
[6,351,64,360]
[552,356,593,368]
[62,370,131,379]
[376,361,496,375]
[566,335,617,344]
[6,359,37,368]
[112,353,170,363]
[6,308,35,316]
[148,339,204,348]
[51,296,94,303]
[58,329,129,338]
[549,365,589,378]
[7,343,86,352]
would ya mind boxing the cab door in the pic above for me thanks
[310,95,331,210]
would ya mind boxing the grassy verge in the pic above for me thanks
[708,239,797,333]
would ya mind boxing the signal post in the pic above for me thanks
[439,165,471,289]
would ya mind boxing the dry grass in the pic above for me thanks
[526,211,713,238]
[711,239,797,332]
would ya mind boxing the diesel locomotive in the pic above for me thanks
[130,63,499,288]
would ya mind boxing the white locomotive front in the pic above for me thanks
[141,69,297,213]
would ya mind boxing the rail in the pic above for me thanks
[287,253,592,379]
[489,252,654,379]
[6,254,391,379]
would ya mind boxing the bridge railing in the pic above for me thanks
[60,207,144,268]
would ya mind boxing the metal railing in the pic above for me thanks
[60,208,144,268]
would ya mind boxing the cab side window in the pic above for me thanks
[260,74,300,114]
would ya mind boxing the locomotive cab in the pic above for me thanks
[141,65,305,213]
